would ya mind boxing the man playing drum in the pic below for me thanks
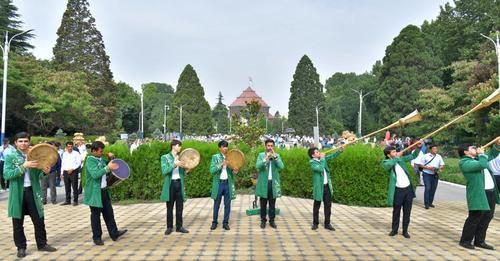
[83,141,127,246]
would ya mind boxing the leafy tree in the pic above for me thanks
[54,128,67,138]
[288,55,327,136]
[212,92,229,134]
[374,25,443,129]
[167,64,213,135]
[142,82,174,134]
[116,82,140,134]
[232,100,265,148]
[0,0,34,52]
[52,0,116,133]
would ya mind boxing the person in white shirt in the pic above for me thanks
[0,138,16,190]
[417,144,445,209]
[60,141,82,206]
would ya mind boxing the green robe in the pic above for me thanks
[459,155,500,211]
[160,152,186,202]
[381,148,420,207]
[310,152,341,202]
[255,152,284,199]
[209,153,236,200]
[83,155,111,208]
[3,150,45,219]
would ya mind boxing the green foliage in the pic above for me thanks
[438,158,465,185]
[53,0,117,134]
[54,129,67,139]
[232,100,265,148]
[212,92,229,133]
[288,55,328,136]
[116,82,140,134]
[0,0,34,52]
[142,82,174,135]
[167,65,213,135]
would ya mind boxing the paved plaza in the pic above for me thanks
[0,187,499,260]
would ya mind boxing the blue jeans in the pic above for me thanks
[212,181,231,225]
[423,173,438,207]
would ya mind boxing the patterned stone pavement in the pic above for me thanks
[0,193,499,260]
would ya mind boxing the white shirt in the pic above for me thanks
[323,169,328,185]
[268,160,272,180]
[61,150,82,172]
[419,153,445,175]
[394,163,410,188]
[21,153,31,187]
[410,150,424,167]
[484,168,495,190]
[220,154,228,180]
[488,154,500,176]
[172,154,180,180]
[96,157,108,188]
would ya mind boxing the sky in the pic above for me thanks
[14,0,450,116]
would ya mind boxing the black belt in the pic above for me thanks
[220,179,228,183]
[395,186,410,190]
[172,179,181,182]
[23,186,32,191]
[485,189,495,192]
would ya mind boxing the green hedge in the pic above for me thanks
[99,141,417,207]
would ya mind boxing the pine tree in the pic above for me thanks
[287,55,327,136]
[52,0,116,134]
[374,25,443,126]
[0,0,34,52]
[212,92,229,134]
[167,65,213,135]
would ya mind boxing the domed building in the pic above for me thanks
[229,86,272,119]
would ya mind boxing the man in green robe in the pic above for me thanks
[160,139,189,235]
[4,132,57,258]
[382,141,421,239]
[457,144,499,250]
[209,140,238,230]
[255,139,284,229]
[308,147,342,231]
[83,141,127,246]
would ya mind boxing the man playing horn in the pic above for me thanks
[457,144,499,250]
[160,139,189,235]
[382,141,422,239]
[84,141,127,246]
[209,140,238,231]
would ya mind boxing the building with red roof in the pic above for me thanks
[229,87,272,119]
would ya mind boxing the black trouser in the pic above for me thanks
[460,190,496,245]
[166,180,183,229]
[90,189,119,241]
[0,160,9,189]
[313,184,332,226]
[12,187,47,250]
[496,176,500,192]
[41,171,57,204]
[63,170,79,203]
[260,180,276,222]
[391,186,413,233]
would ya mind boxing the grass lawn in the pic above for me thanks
[439,158,466,185]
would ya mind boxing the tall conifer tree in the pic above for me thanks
[0,0,34,52]
[212,92,229,134]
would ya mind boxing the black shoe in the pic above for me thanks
[388,231,397,236]
[176,227,189,233]
[61,202,71,206]
[269,221,277,229]
[459,242,475,250]
[402,232,411,238]
[429,204,435,208]
[324,224,335,231]
[474,242,494,250]
[165,228,173,235]
[311,224,318,230]
[112,229,128,241]
[93,239,104,246]
[425,205,429,209]
[38,244,57,252]
[43,201,47,205]
[17,248,26,258]
[210,224,217,230]
[223,224,230,231]
[260,222,266,229]
[72,202,78,206]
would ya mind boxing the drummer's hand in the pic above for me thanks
[233,168,239,174]
[42,166,51,174]
[23,160,39,169]
[107,152,115,159]
[222,159,227,166]
[476,147,485,155]
[174,159,182,167]
[107,161,119,170]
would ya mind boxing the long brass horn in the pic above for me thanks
[323,109,422,154]
[401,88,500,154]
[480,136,500,151]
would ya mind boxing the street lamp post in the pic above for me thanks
[0,29,33,144]
[176,104,184,139]
[163,103,169,141]
[140,89,144,139]
[480,31,499,85]
[351,88,373,137]
[228,110,232,133]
